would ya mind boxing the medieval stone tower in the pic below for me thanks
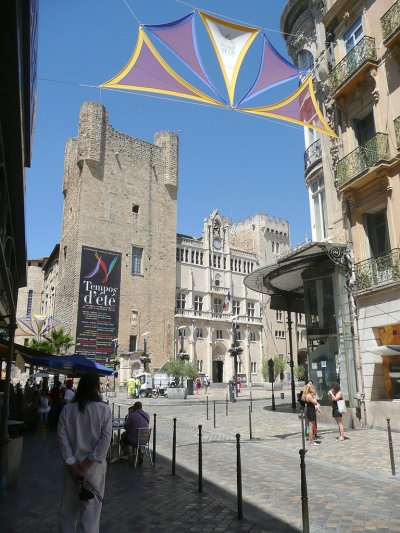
[55,102,178,370]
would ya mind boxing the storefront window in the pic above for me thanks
[304,275,336,335]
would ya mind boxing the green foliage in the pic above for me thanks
[294,364,306,381]
[29,327,74,355]
[163,358,187,385]
[272,354,286,378]
[184,362,198,380]
[28,338,53,353]
[261,360,269,382]
[262,355,286,381]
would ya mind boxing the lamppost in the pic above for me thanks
[141,331,150,371]
[177,325,185,356]
[111,338,118,392]
[229,315,241,398]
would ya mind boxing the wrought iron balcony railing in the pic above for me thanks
[381,0,400,42]
[304,139,322,173]
[355,249,400,291]
[336,133,390,186]
[395,117,400,150]
[327,36,377,95]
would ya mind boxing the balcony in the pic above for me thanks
[304,139,322,175]
[336,133,391,188]
[327,36,377,98]
[355,249,400,291]
[381,0,400,47]
[211,285,229,294]
[395,117,400,150]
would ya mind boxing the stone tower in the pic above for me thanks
[55,102,178,370]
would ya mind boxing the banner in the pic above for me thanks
[76,246,122,362]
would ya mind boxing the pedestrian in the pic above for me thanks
[57,373,112,533]
[237,375,242,393]
[195,377,202,394]
[122,401,150,464]
[302,383,320,446]
[63,379,75,404]
[49,380,64,429]
[203,374,210,395]
[328,382,345,441]
[37,388,52,432]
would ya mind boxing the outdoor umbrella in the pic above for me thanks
[22,354,115,377]
[29,371,51,379]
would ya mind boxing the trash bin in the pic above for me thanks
[228,380,236,402]
[187,378,194,395]
[280,392,285,400]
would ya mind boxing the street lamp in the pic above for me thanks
[229,315,240,398]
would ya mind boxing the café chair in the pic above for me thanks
[128,428,153,467]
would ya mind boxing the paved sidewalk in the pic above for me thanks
[1,395,400,532]
[0,430,293,533]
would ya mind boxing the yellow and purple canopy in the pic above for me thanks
[101,10,336,137]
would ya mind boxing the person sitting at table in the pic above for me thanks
[122,401,150,464]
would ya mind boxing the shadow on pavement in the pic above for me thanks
[0,430,301,532]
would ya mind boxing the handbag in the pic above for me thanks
[337,399,346,414]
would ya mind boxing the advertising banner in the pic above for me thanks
[76,246,121,362]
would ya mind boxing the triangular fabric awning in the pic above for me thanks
[144,12,224,101]
[239,33,304,105]
[101,26,223,106]
[199,11,260,106]
[16,315,36,336]
[241,76,337,137]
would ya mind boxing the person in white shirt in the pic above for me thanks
[58,373,112,533]
[63,379,75,404]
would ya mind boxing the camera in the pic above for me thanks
[79,485,95,501]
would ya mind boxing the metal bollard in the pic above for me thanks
[213,400,216,428]
[172,418,177,476]
[387,418,396,476]
[112,403,115,418]
[299,449,310,533]
[249,406,253,440]
[198,424,203,493]
[153,413,156,463]
[226,392,228,416]
[250,391,253,413]
[300,411,306,451]
[206,395,209,420]
[117,405,121,421]
[236,433,243,520]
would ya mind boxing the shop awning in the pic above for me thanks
[366,345,400,357]
[20,353,115,377]
[244,241,347,295]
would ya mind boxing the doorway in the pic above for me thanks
[212,361,223,383]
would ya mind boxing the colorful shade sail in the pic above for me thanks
[144,12,224,101]
[101,26,223,106]
[199,11,260,106]
[16,314,61,337]
[241,76,337,137]
[239,33,304,105]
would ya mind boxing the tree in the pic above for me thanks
[294,364,306,381]
[163,358,186,387]
[262,354,286,381]
[29,327,74,355]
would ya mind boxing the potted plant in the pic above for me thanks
[262,355,285,390]
[294,364,306,387]
[163,358,188,399]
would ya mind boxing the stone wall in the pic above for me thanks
[55,102,178,371]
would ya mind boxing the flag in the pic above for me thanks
[223,292,231,310]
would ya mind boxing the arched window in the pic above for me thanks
[298,50,314,71]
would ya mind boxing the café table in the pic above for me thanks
[108,418,125,463]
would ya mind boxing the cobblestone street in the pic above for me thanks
[1,391,400,532]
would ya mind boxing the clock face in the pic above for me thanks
[213,238,222,250]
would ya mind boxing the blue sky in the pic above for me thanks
[26,0,310,258]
